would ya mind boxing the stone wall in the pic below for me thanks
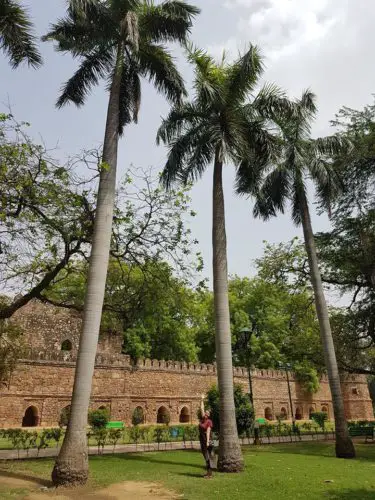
[1,300,373,428]
[0,351,373,428]
[11,300,123,356]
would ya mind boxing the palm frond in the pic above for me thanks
[156,102,208,145]
[185,43,224,106]
[252,83,298,122]
[291,180,307,226]
[138,42,186,104]
[299,89,317,114]
[57,47,113,107]
[42,11,114,57]
[226,44,264,105]
[0,0,42,68]
[161,123,212,188]
[235,158,266,198]
[177,127,217,185]
[312,134,351,157]
[139,0,200,43]
[309,157,343,213]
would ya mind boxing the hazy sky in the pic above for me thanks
[1,0,374,302]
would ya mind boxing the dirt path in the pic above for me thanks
[0,475,180,500]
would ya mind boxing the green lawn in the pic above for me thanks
[1,442,375,499]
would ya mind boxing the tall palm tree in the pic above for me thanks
[236,90,356,459]
[158,45,295,472]
[0,0,42,67]
[43,0,199,486]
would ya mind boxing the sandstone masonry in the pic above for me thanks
[0,301,373,428]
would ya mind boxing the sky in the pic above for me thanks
[1,0,375,302]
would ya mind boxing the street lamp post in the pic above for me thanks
[279,361,297,432]
[239,326,254,408]
[238,325,260,445]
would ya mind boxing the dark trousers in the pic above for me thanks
[200,438,214,471]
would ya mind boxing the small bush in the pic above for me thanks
[88,409,110,430]
[311,412,328,431]
[108,428,122,452]
[91,428,108,454]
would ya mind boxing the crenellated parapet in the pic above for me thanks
[20,350,335,382]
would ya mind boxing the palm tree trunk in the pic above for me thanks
[299,191,355,459]
[212,150,243,472]
[52,43,124,486]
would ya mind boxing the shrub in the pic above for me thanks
[206,384,253,435]
[129,426,142,449]
[311,412,328,431]
[91,428,108,454]
[46,427,63,448]
[108,428,122,452]
[88,409,110,430]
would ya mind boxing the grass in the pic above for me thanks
[1,442,375,499]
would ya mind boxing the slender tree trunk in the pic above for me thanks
[212,151,243,472]
[299,191,355,459]
[52,43,124,486]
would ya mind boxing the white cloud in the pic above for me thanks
[217,0,345,60]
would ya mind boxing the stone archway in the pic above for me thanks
[59,405,71,427]
[61,339,72,351]
[157,406,170,424]
[179,406,190,423]
[309,407,315,419]
[264,407,273,421]
[132,406,145,425]
[280,407,287,419]
[321,405,329,416]
[22,406,39,427]
[295,407,303,420]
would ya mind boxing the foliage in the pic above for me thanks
[107,428,122,452]
[91,428,108,454]
[43,1,200,128]
[0,115,96,320]
[196,274,323,391]
[0,0,42,68]
[236,90,348,226]
[88,409,110,430]
[0,114,201,323]
[311,412,328,431]
[205,384,253,435]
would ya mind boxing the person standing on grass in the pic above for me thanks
[199,395,214,478]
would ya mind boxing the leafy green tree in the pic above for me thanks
[44,0,199,484]
[46,259,206,363]
[158,43,295,472]
[206,384,253,437]
[237,91,355,458]
[88,408,110,429]
[0,0,41,67]
[196,276,323,392]
[0,114,94,320]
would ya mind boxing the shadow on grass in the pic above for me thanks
[175,472,205,478]
[0,468,52,487]
[246,442,375,462]
[92,451,205,470]
[326,488,375,499]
